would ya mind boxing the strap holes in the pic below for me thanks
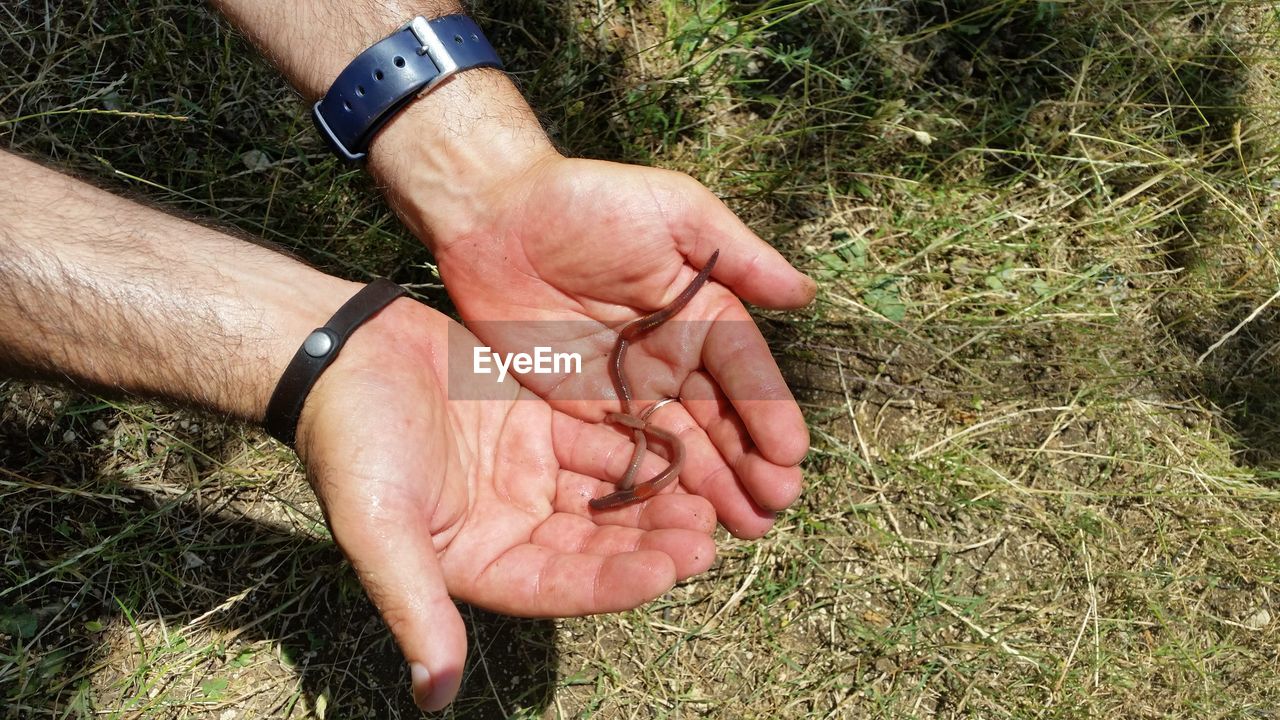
[471,33,479,41]
[393,56,406,68]
[374,69,384,81]
[453,34,464,44]
[343,100,352,111]
[355,85,365,96]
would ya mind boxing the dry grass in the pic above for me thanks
[3,0,1280,718]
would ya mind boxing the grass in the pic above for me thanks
[2,0,1280,717]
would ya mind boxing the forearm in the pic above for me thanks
[0,152,358,421]
[211,0,557,247]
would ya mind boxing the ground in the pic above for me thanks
[2,0,1280,718]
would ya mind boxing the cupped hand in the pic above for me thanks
[430,155,816,538]
[293,298,717,710]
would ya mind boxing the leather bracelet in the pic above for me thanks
[313,14,503,162]
[264,279,407,446]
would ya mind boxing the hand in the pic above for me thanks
[422,154,816,539]
[293,298,718,710]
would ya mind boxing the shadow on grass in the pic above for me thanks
[1135,23,1280,469]
[689,1,1278,475]
[1175,308,1280,472]
[0,388,556,719]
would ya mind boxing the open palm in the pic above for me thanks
[294,299,717,710]
[434,156,815,537]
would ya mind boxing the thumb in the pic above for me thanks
[679,186,817,310]
[337,519,468,711]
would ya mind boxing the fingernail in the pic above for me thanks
[410,662,432,710]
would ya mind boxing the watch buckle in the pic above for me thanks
[404,16,460,80]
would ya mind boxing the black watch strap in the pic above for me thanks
[312,15,503,163]
[264,279,407,446]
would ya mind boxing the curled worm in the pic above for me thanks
[590,250,719,510]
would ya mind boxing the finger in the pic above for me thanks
[470,544,678,616]
[551,410,672,486]
[529,513,716,579]
[680,370,805,512]
[638,400,780,539]
[673,181,816,309]
[328,500,467,712]
[700,299,810,466]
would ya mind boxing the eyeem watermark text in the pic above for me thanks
[473,346,583,383]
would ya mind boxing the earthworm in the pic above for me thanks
[589,250,719,510]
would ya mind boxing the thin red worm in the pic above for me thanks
[589,250,719,510]
[609,250,720,489]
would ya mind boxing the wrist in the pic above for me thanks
[215,2,558,245]
[245,272,364,424]
[292,296,450,461]
[365,68,561,249]
[116,246,364,424]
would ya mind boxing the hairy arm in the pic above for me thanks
[0,151,358,416]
